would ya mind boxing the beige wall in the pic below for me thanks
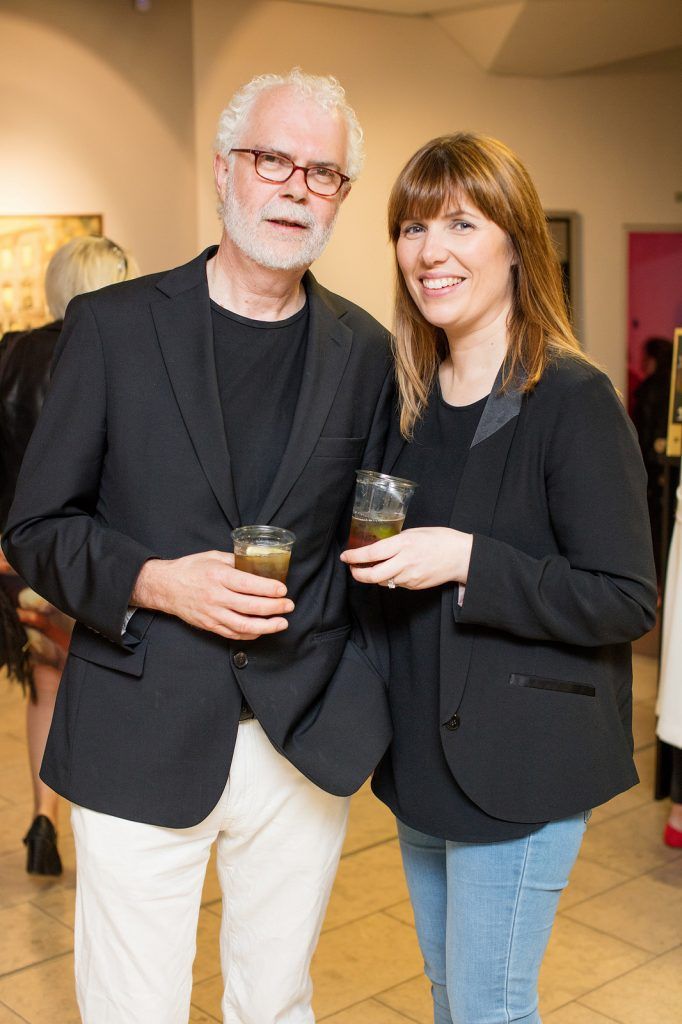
[2,1,680,386]
[192,0,682,388]
[0,0,196,275]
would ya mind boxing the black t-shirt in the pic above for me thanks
[211,298,308,525]
[372,383,541,842]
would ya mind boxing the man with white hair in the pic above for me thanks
[3,70,392,1023]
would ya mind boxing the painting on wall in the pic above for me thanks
[666,327,682,458]
[546,212,582,338]
[0,214,103,336]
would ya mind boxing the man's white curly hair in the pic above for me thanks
[214,68,365,181]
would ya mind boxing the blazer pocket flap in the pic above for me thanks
[509,673,595,697]
[68,624,148,677]
[312,436,366,460]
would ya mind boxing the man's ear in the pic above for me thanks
[339,182,352,205]
[213,152,228,192]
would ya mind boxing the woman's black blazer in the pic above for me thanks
[380,355,657,822]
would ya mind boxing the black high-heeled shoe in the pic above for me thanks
[23,814,63,875]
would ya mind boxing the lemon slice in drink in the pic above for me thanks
[245,545,283,557]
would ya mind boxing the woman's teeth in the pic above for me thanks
[422,277,464,290]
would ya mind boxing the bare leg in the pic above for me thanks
[26,664,61,824]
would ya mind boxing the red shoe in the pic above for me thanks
[663,822,682,848]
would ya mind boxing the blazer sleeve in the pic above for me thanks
[1,295,156,643]
[455,370,657,646]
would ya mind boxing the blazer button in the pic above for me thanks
[233,651,248,669]
[445,713,460,731]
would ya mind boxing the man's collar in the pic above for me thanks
[155,246,348,323]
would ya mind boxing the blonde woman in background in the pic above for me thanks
[0,235,138,874]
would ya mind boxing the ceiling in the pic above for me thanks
[288,0,682,76]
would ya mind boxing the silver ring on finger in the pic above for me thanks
[387,578,397,590]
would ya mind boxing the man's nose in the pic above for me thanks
[280,168,308,202]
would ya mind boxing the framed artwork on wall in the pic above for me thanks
[0,214,103,336]
[666,326,682,458]
[547,211,582,341]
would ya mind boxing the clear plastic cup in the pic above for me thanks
[346,470,417,550]
[232,525,296,583]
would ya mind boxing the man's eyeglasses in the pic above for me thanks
[229,149,350,197]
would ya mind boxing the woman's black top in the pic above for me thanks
[373,384,541,842]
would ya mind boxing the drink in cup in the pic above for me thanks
[346,471,417,553]
[232,525,296,584]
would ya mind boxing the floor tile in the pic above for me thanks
[581,945,682,1024]
[545,1003,622,1022]
[632,702,656,752]
[200,847,221,905]
[312,913,422,1018]
[538,917,652,1012]
[376,974,431,1023]
[343,782,397,855]
[0,849,68,911]
[189,1003,220,1022]
[590,746,657,825]
[563,862,682,954]
[383,899,415,928]
[631,654,659,704]
[0,953,78,1023]
[0,1003,27,1023]
[558,856,629,911]
[0,803,35,859]
[189,975,223,1020]
[579,801,682,877]
[0,902,73,975]
[322,997,422,1022]
[193,908,221,985]
[323,840,409,931]
[30,884,76,930]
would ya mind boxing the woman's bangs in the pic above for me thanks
[390,150,471,239]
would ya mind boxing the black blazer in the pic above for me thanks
[3,249,393,827]
[0,321,62,529]
[379,356,657,822]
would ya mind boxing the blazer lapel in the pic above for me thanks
[256,274,353,525]
[439,370,524,720]
[151,250,241,529]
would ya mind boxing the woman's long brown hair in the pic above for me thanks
[388,133,589,437]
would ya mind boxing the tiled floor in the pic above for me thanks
[0,653,680,1022]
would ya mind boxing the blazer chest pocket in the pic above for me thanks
[311,436,366,460]
[509,673,595,698]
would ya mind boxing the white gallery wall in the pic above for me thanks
[0,0,197,274]
[193,0,682,388]
[1,0,680,388]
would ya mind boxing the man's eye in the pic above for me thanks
[310,166,336,181]
[261,153,286,167]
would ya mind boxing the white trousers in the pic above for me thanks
[71,720,350,1024]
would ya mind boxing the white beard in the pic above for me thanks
[221,179,338,271]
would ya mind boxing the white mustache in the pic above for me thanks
[259,200,317,229]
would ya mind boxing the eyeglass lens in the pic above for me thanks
[255,152,343,195]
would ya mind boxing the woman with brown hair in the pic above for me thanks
[342,133,656,1023]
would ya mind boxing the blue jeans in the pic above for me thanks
[397,813,589,1024]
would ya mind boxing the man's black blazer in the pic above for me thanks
[377,356,658,823]
[3,248,394,827]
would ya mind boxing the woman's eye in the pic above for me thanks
[452,220,474,231]
[402,224,424,236]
